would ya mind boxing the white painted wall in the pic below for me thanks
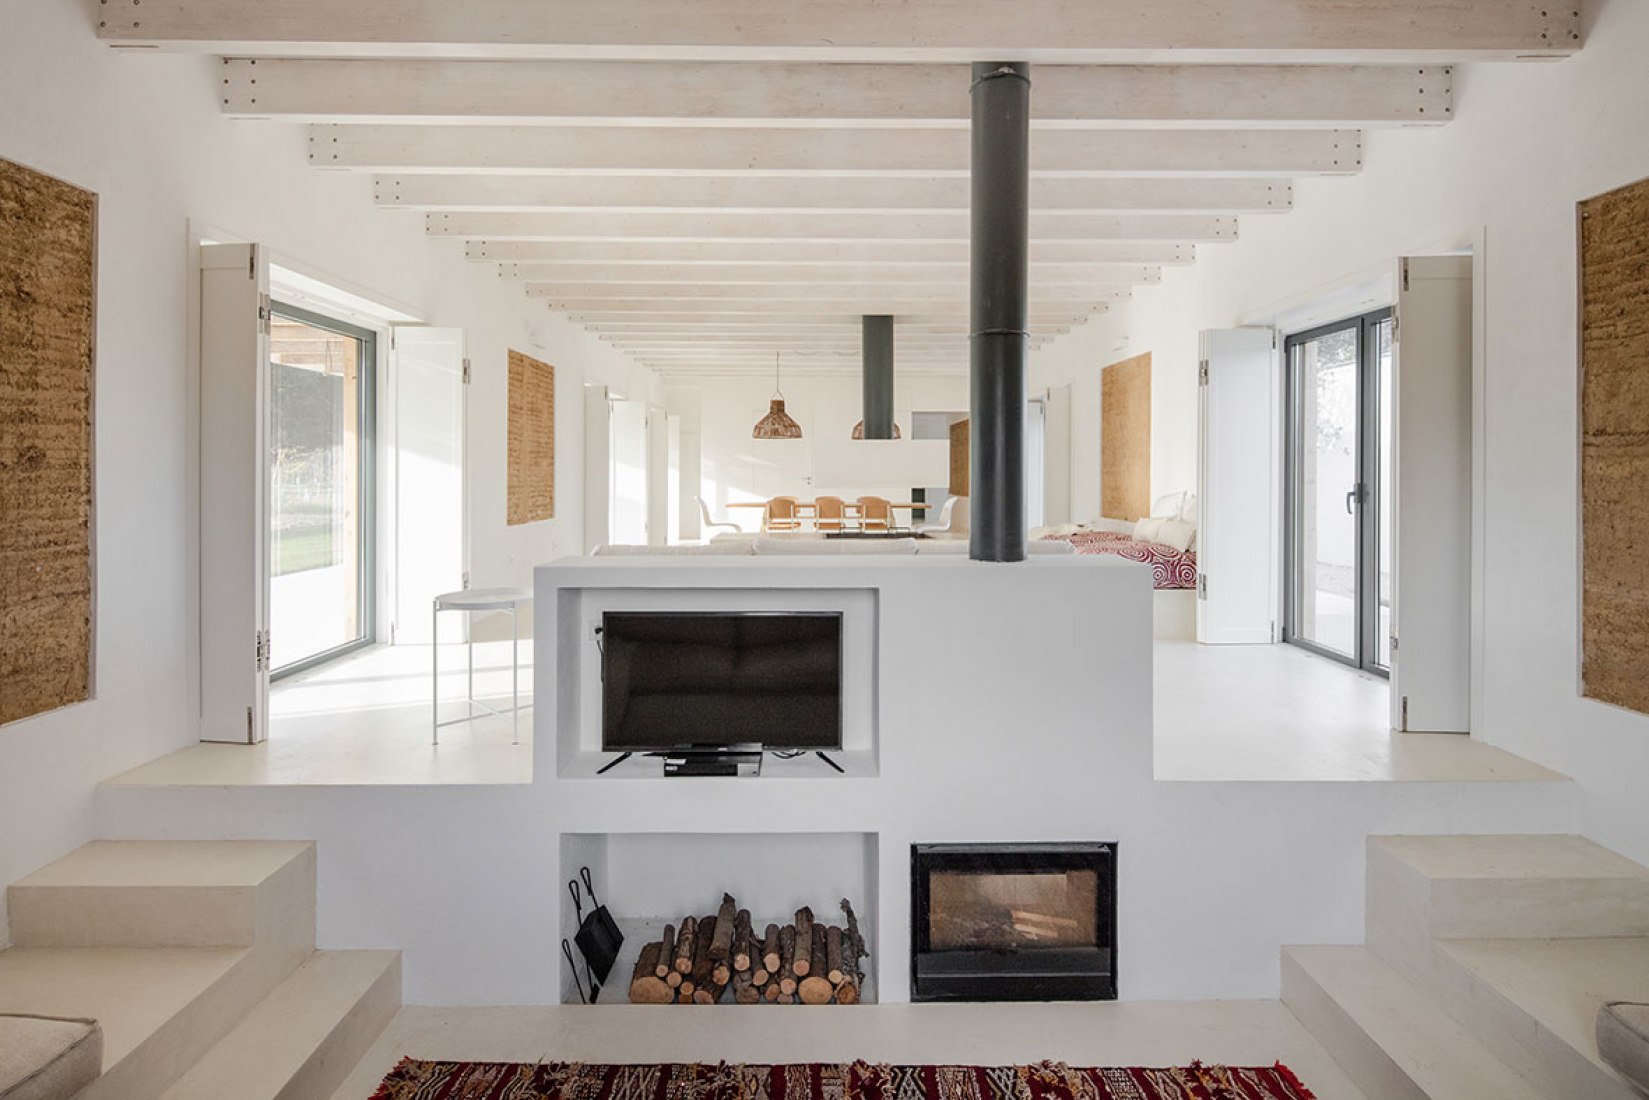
[0,0,652,938]
[1030,0,1649,864]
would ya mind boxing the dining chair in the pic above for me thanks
[696,496,743,537]
[917,494,968,537]
[814,495,847,533]
[764,495,803,532]
[856,495,892,532]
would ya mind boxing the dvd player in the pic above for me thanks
[661,751,763,778]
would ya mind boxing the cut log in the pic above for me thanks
[678,978,696,998]
[793,907,815,976]
[674,915,698,974]
[692,913,717,990]
[629,942,672,1004]
[657,924,678,978]
[732,967,760,1005]
[837,897,869,1004]
[827,925,845,985]
[732,908,754,971]
[834,978,861,1005]
[712,960,731,985]
[709,894,737,961]
[665,969,683,989]
[798,924,833,1003]
[778,924,799,994]
[763,981,781,1002]
[762,923,782,974]
[751,965,769,986]
[777,992,796,1005]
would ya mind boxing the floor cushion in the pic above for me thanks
[0,1014,102,1100]
[1598,1001,1649,1093]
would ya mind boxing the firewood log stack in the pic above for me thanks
[626,894,871,1005]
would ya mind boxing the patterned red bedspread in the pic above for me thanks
[1041,530,1198,589]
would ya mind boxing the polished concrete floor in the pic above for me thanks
[1153,640,1565,782]
[107,642,534,786]
[329,1002,1366,1100]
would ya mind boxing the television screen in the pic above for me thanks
[601,611,843,752]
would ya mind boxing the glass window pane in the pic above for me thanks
[269,315,366,671]
[1292,326,1360,659]
[929,870,1099,950]
[1375,318,1394,670]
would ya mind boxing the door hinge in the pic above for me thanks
[462,571,471,590]
[255,628,271,673]
[1271,620,1278,643]
[1198,359,1210,386]
[257,292,272,336]
[247,706,254,739]
[1198,574,1208,599]
[1401,258,1411,292]
[1401,695,1410,732]
[1392,311,1400,342]
[462,358,472,384]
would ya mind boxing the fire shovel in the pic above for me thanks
[570,866,624,991]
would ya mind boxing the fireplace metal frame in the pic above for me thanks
[910,842,1117,1002]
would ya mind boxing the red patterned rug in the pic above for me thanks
[368,1059,1316,1100]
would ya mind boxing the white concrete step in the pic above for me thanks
[0,945,278,1100]
[8,839,316,950]
[1282,945,1544,1100]
[1368,835,1649,946]
[1425,937,1649,1100]
[162,949,401,1100]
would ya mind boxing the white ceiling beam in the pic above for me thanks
[583,322,1070,337]
[376,175,1292,214]
[498,262,1161,286]
[101,1,1580,62]
[526,282,1131,303]
[644,363,971,379]
[568,310,1100,328]
[466,240,1194,265]
[541,298,1112,314]
[312,125,1363,177]
[429,212,1237,243]
[604,335,1048,348]
[221,60,1451,128]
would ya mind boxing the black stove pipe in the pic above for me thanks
[861,314,895,439]
[969,61,1030,562]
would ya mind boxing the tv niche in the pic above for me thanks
[599,611,844,776]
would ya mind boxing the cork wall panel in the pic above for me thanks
[507,349,555,525]
[948,417,969,497]
[1580,176,1649,715]
[0,157,96,725]
[1101,352,1152,521]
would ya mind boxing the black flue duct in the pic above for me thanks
[968,61,1030,562]
[861,314,895,439]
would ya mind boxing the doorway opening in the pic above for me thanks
[1283,308,1392,675]
[268,304,376,677]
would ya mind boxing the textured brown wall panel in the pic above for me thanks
[948,418,969,497]
[507,349,555,525]
[1581,177,1649,715]
[0,157,95,726]
[1101,352,1152,521]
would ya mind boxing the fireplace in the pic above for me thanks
[910,843,1116,1001]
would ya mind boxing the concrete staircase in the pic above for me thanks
[1284,834,1649,1100]
[0,840,400,1100]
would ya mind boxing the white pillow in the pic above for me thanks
[1150,491,1187,519]
[1133,517,1165,542]
[1178,493,1199,525]
[1156,519,1196,553]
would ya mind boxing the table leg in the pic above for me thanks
[467,624,474,711]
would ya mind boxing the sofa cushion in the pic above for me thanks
[0,1014,102,1100]
[1598,1001,1649,1093]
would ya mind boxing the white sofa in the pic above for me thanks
[591,534,1075,557]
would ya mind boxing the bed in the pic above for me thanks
[1041,529,1198,589]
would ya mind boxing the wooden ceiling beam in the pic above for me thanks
[220,60,1451,128]
[428,211,1237,242]
[525,282,1132,303]
[376,174,1292,214]
[465,240,1193,265]
[497,262,1161,285]
[565,309,1103,327]
[101,1,1580,62]
[311,125,1362,177]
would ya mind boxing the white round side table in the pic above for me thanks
[432,587,532,745]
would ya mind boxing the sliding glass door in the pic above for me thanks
[268,305,375,676]
[1284,309,1392,674]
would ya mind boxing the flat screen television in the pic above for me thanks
[600,611,843,752]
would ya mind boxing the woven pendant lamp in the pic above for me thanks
[751,352,803,439]
[850,419,902,439]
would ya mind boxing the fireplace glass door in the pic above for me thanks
[912,843,1115,1001]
